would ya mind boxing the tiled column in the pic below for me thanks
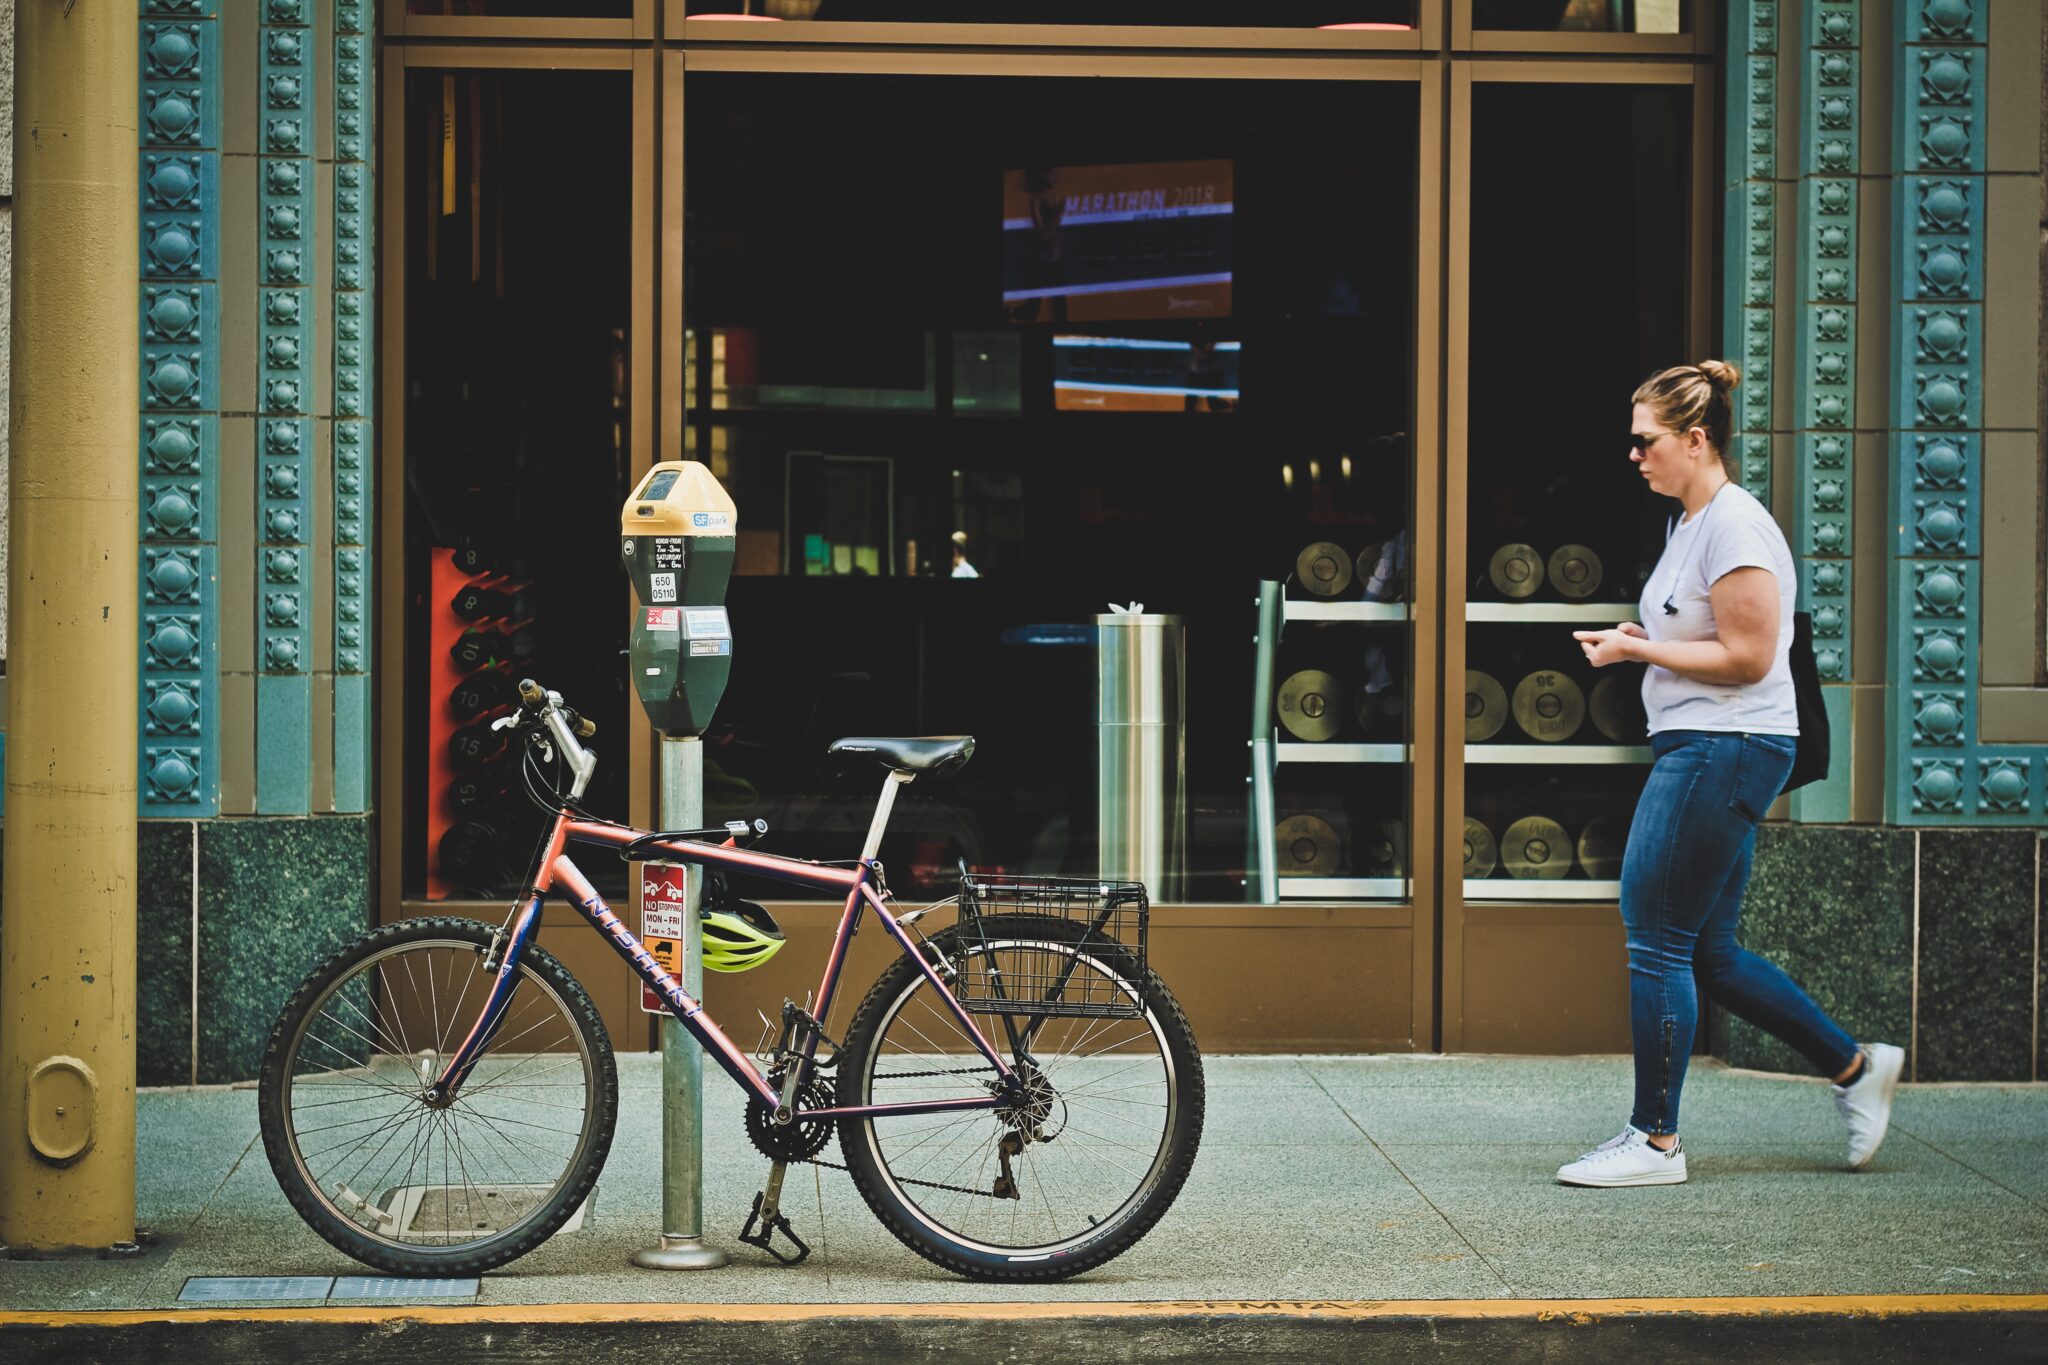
[1722,0,1779,501]
[255,0,315,813]
[140,2,222,817]
[331,1,374,813]
[1788,0,1859,820]
[1885,0,2046,825]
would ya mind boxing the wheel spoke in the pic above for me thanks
[269,931,610,1264]
[853,930,1186,1257]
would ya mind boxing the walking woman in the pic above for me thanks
[1559,360,1902,1188]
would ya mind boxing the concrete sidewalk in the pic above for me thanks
[3,1053,2044,1311]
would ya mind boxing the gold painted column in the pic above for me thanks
[1,1,141,1252]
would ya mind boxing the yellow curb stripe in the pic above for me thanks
[4,1295,2047,1328]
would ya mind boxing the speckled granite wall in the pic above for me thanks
[1712,826,2042,1083]
[1917,831,2038,1082]
[137,822,196,1086]
[1713,826,1916,1077]
[195,815,372,1084]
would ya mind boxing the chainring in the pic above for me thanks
[746,1076,837,1163]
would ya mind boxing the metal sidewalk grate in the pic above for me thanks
[178,1277,336,1302]
[178,1275,480,1303]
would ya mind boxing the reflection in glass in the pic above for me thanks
[685,73,1418,902]
[686,1,1416,26]
[1472,0,1684,33]
[1463,83,1690,896]
[401,70,633,901]
[408,0,632,15]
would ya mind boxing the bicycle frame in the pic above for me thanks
[427,783,1017,1124]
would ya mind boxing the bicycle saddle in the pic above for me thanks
[828,735,976,778]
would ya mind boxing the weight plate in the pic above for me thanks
[1354,543,1383,593]
[1512,670,1586,743]
[1576,816,1626,880]
[1359,819,1405,877]
[1501,815,1572,880]
[1465,670,1508,743]
[1295,541,1354,598]
[1275,814,1341,877]
[1589,673,1649,743]
[1463,817,1498,880]
[1488,543,1545,599]
[1547,544,1605,599]
[1277,670,1343,742]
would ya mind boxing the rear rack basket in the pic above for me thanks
[952,873,1149,1020]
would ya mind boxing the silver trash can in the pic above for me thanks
[1098,612,1186,901]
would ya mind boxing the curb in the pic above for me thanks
[5,1295,2046,1364]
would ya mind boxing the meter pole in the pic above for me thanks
[632,734,728,1270]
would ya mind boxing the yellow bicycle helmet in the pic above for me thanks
[701,877,785,974]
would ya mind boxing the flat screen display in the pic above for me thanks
[1052,335,1240,412]
[1003,160,1234,323]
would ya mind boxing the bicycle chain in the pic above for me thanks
[781,1065,1011,1200]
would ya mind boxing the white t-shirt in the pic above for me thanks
[1637,482,1799,736]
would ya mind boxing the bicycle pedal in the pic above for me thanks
[738,1191,810,1266]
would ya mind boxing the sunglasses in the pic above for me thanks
[1629,430,1676,455]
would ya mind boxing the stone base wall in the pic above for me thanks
[1713,825,2043,1083]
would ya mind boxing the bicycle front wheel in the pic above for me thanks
[836,913,1204,1281]
[257,916,618,1275]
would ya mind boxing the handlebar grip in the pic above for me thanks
[574,715,597,739]
[517,677,545,706]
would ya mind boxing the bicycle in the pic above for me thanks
[258,678,1204,1281]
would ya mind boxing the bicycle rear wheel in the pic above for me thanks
[836,913,1203,1281]
[257,916,617,1274]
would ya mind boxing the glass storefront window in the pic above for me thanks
[408,2,634,15]
[681,2,1416,27]
[1462,81,1690,898]
[685,72,1419,902]
[401,69,634,901]
[1471,0,1686,33]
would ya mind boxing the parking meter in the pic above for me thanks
[621,461,736,738]
[621,459,737,1272]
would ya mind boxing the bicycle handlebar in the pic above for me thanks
[517,678,600,803]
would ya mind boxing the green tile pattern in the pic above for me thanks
[255,0,316,814]
[141,1,223,817]
[1916,829,2036,1080]
[1785,1,1861,822]
[1721,0,1778,498]
[1885,0,2048,823]
[331,0,374,813]
[195,815,370,1084]
[1717,825,1914,1075]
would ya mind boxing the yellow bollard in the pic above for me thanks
[1,0,142,1253]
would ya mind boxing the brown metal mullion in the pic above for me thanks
[377,48,410,929]
[1409,56,1449,1054]
[1439,64,1475,1051]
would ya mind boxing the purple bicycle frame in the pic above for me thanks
[430,808,1014,1123]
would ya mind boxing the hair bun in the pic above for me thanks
[1696,359,1741,391]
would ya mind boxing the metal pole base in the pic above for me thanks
[632,1234,730,1271]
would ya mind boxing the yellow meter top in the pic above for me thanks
[621,460,737,538]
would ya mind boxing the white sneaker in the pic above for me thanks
[1556,1126,1688,1187]
[1833,1042,1904,1170]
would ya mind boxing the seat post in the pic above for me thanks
[859,770,915,864]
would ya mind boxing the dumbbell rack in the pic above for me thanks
[1248,580,1410,902]
[1249,583,1653,903]
[1463,598,1649,900]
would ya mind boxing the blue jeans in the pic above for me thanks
[1619,729,1861,1134]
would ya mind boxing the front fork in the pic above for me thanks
[422,894,541,1107]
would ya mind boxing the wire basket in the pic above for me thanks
[952,873,1149,1020]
